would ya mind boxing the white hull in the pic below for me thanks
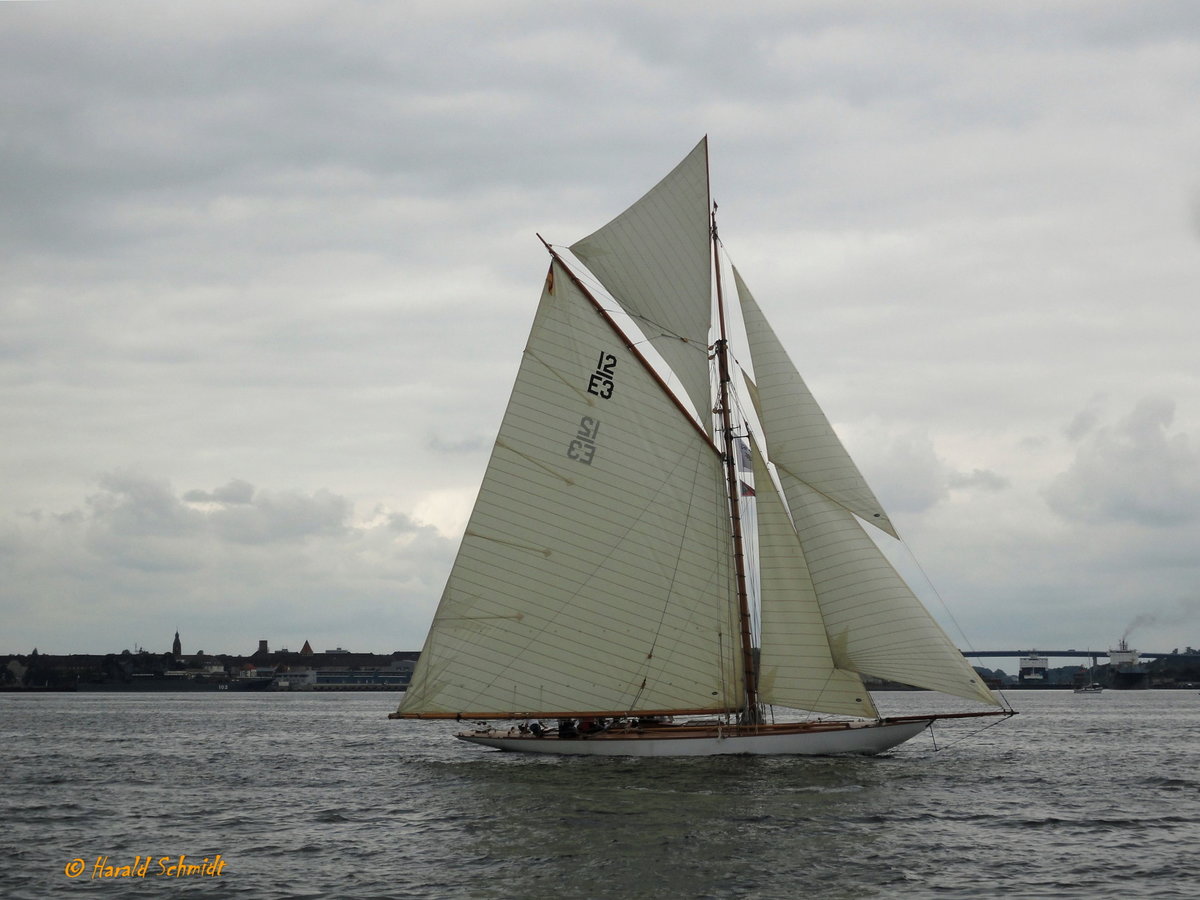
[457,719,931,757]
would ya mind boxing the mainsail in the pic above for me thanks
[397,260,741,718]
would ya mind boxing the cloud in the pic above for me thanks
[183,479,255,504]
[850,426,1009,516]
[1064,401,1103,441]
[1044,397,1200,527]
[2,2,1199,661]
[948,468,1010,492]
[1,471,455,654]
[428,434,491,455]
[208,487,351,545]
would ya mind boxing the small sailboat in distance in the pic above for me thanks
[390,138,1015,755]
[1076,654,1104,693]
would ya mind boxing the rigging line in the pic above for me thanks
[631,448,716,709]
[623,333,706,418]
[929,712,1013,752]
[625,310,709,351]
[587,301,701,356]
[899,542,1015,711]
[811,667,853,713]
[539,239,709,353]
[770,459,893,534]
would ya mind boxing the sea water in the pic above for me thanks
[2,689,1197,899]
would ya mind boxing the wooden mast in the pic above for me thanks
[711,202,760,723]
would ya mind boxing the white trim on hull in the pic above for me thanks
[456,719,931,757]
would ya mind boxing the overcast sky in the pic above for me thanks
[4,1,1199,666]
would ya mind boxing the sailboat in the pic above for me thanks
[1075,655,1104,693]
[389,138,1015,756]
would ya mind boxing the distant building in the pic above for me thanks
[1,639,423,691]
[172,631,182,657]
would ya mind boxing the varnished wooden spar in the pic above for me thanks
[391,706,1017,724]
[388,705,736,721]
[710,203,759,721]
[881,710,1018,724]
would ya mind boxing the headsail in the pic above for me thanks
[735,269,996,707]
[774,467,998,706]
[751,436,880,718]
[397,260,742,718]
[734,266,896,538]
[570,138,713,430]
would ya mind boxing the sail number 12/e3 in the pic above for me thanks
[586,352,617,399]
[567,352,617,465]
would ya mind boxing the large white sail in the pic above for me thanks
[399,261,742,718]
[570,138,713,429]
[734,267,897,539]
[775,468,998,706]
[752,437,880,718]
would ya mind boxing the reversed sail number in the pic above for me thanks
[567,416,600,465]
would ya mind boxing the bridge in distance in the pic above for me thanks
[960,650,1198,661]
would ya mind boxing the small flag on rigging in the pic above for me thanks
[736,438,752,470]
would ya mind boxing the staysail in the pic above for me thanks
[734,266,896,538]
[751,435,880,718]
[397,260,742,718]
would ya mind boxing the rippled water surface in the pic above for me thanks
[3,690,1198,898]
